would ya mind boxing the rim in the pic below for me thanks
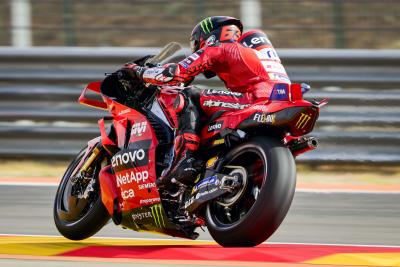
[209,147,267,228]
[56,150,102,224]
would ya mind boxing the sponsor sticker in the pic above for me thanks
[131,121,147,137]
[193,175,219,191]
[140,197,160,205]
[138,182,156,190]
[252,105,269,112]
[203,100,249,110]
[203,89,243,97]
[212,139,225,146]
[206,156,219,168]
[112,140,151,171]
[121,188,135,200]
[150,203,165,228]
[295,113,312,129]
[112,149,147,168]
[261,61,287,75]
[253,113,276,124]
[207,121,223,132]
[241,36,272,48]
[116,170,149,187]
[118,109,130,116]
[132,211,152,222]
[178,51,203,69]
[206,35,216,46]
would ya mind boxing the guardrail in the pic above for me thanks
[0,47,399,164]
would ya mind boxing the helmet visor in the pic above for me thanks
[190,39,197,52]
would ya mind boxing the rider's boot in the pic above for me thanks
[157,89,201,189]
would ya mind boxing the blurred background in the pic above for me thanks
[0,0,399,249]
[1,0,400,48]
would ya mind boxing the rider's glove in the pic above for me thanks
[117,63,145,81]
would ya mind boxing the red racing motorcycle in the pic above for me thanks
[54,43,327,247]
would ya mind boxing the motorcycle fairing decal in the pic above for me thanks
[238,106,319,136]
[184,172,232,213]
[112,140,151,172]
[112,137,160,212]
[119,204,191,238]
[270,83,290,101]
[200,100,316,144]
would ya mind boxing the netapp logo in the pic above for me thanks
[112,149,146,167]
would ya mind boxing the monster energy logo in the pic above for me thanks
[200,17,213,34]
[296,113,311,129]
[150,203,165,228]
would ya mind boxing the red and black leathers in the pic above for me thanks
[125,30,290,187]
[138,40,289,116]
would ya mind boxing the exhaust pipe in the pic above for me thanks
[290,137,318,157]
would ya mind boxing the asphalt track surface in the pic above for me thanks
[0,185,399,246]
[1,184,400,267]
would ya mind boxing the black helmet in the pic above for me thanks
[190,16,243,52]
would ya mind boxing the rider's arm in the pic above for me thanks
[131,45,223,86]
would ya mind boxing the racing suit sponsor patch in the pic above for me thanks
[203,89,243,97]
[203,99,249,110]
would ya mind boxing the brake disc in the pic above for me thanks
[216,166,248,207]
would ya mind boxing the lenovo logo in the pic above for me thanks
[112,149,146,167]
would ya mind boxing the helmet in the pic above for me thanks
[189,16,243,52]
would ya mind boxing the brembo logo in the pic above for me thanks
[112,149,145,167]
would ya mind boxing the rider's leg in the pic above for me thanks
[157,88,201,188]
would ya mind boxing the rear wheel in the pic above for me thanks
[53,147,110,240]
[206,137,296,247]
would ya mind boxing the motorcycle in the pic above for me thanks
[54,43,327,247]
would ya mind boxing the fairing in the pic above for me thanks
[200,83,320,148]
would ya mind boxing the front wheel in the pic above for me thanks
[206,136,296,247]
[53,146,110,240]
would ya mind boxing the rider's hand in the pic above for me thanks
[118,63,145,81]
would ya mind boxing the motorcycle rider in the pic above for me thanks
[120,16,290,189]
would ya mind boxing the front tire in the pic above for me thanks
[53,147,110,240]
[206,137,296,247]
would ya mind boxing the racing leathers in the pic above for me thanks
[126,32,290,188]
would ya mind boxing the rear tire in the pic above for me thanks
[206,136,296,247]
[53,147,110,240]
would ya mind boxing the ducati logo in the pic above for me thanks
[132,122,147,136]
[296,113,311,129]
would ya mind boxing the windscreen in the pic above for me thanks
[145,42,185,65]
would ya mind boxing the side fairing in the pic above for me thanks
[200,100,319,148]
[105,101,183,236]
